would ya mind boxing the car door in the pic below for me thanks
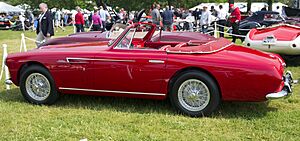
[53,52,95,91]
[91,48,167,96]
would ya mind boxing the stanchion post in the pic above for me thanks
[21,33,27,52]
[2,44,10,90]
[73,23,76,33]
[19,33,23,52]
[214,22,218,38]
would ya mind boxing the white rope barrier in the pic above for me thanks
[217,31,247,38]
[87,22,93,32]
[204,31,214,35]
[0,33,38,90]
[213,22,247,38]
[0,44,10,90]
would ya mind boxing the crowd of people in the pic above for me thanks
[149,3,242,42]
[31,2,252,45]
[1,2,288,46]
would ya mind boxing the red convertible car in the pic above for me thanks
[5,23,297,117]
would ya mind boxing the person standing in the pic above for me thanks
[200,6,211,33]
[55,9,65,32]
[217,5,227,37]
[275,6,282,16]
[161,6,174,31]
[19,13,25,31]
[192,8,200,29]
[92,10,102,31]
[151,4,161,29]
[36,3,54,46]
[210,6,218,17]
[99,6,110,32]
[75,6,84,32]
[229,4,241,43]
[261,5,268,11]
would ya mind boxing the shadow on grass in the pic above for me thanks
[282,55,300,67]
[1,88,277,119]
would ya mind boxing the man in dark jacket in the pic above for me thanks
[36,3,54,46]
[161,6,174,31]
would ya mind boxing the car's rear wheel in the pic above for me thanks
[20,65,59,105]
[170,71,220,117]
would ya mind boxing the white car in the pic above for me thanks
[244,24,300,55]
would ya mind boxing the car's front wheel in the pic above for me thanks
[170,71,220,117]
[20,65,59,105]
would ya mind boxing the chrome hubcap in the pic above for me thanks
[25,73,51,101]
[178,79,210,112]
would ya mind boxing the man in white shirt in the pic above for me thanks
[200,6,211,33]
[99,6,110,31]
[217,5,227,37]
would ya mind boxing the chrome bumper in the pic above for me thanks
[266,71,298,100]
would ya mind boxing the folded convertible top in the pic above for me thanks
[166,38,233,54]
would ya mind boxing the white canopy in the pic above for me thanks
[0,2,25,13]
[190,2,288,13]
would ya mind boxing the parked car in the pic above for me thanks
[233,11,285,36]
[0,17,11,30]
[244,24,300,55]
[5,23,297,117]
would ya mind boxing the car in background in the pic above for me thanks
[0,17,11,29]
[244,24,300,55]
[231,11,300,36]
[236,11,285,36]
[5,23,296,117]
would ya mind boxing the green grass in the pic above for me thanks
[0,27,300,140]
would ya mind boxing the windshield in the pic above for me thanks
[115,28,136,49]
[106,23,127,39]
[111,24,154,48]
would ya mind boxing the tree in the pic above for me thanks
[247,0,252,12]
[267,0,273,11]
[95,0,106,9]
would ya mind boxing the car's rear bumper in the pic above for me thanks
[266,71,298,100]
[244,34,300,55]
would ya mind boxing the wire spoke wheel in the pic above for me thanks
[178,79,210,112]
[25,73,51,101]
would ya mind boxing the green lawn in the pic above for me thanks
[0,27,299,141]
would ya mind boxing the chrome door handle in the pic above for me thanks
[66,58,89,64]
[149,60,165,64]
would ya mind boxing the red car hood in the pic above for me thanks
[38,41,110,52]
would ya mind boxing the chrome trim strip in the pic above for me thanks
[59,87,166,96]
[66,57,135,63]
[149,60,165,64]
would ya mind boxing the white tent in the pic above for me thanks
[0,2,25,13]
[190,2,288,13]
